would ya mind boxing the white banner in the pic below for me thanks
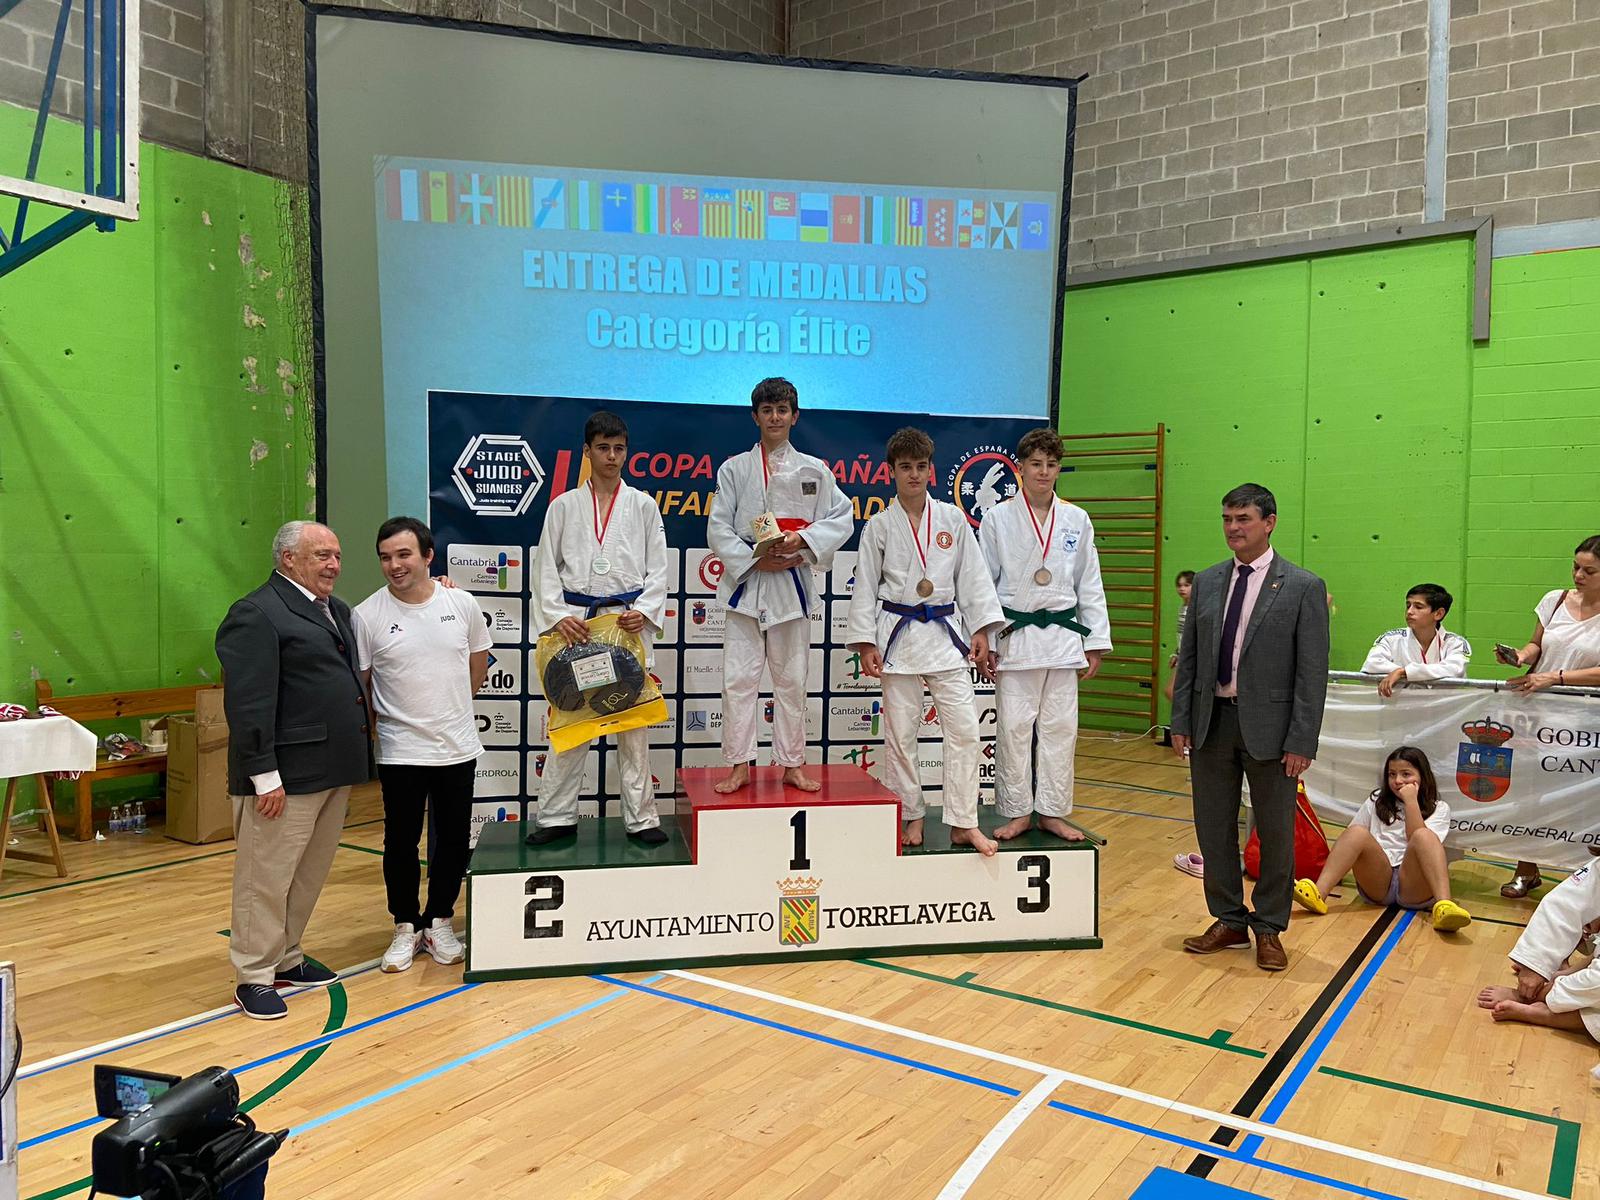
[1306,676,1600,870]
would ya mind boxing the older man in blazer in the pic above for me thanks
[1171,484,1329,971]
[216,521,373,1019]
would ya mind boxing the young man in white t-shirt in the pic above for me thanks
[354,516,491,973]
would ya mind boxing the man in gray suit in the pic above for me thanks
[216,521,373,1019]
[1171,484,1329,971]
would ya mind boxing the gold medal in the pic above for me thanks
[1033,567,1052,586]
[916,578,934,598]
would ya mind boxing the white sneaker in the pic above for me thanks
[381,923,421,973]
[422,918,464,965]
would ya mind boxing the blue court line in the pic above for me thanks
[604,974,1396,1200]
[1045,1098,1402,1200]
[290,974,664,1137]
[1235,909,1418,1161]
[21,965,384,1081]
[19,981,479,1151]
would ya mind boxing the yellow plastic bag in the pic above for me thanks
[535,613,667,754]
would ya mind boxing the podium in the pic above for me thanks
[464,765,1102,981]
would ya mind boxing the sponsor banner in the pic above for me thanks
[447,543,525,593]
[469,802,1093,973]
[524,747,600,797]
[476,648,523,698]
[469,800,522,848]
[827,742,884,773]
[827,598,853,643]
[1307,679,1600,870]
[478,597,525,645]
[474,699,523,748]
[475,749,524,798]
[429,392,1033,816]
[827,696,884,741]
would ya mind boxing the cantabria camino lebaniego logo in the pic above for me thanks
[777,876,822,946]
[1457,718,1515,802]
[946,446,1019,529]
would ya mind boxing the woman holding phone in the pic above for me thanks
[1495,535,1600,898]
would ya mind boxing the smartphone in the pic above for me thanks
[1494,643,1520,663]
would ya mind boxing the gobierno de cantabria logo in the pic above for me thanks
[1457,718,1514,803]
[453,434,545,517]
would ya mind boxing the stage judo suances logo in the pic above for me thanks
[453,434,544,517]
[1458,718,1515,802]
[777,876,823,946]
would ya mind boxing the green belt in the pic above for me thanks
[1002,605,1091,637]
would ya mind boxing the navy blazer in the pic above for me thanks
[215,573,374,796]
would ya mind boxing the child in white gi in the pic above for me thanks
[1360,583,1472,697]
[1478,859,1600,1068]
[1292,745,1472,932]
[978,428,1111,843]
[847,427,1004,853]
[708,377,853,794]
[527,411,669,846]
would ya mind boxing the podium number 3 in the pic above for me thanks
[1017,855,1050,913]
[525,874,565,938]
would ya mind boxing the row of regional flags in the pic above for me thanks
[382,168,1053,250]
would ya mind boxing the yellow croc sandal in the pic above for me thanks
[1292,878,1327,915]
[1432,899,1472,932]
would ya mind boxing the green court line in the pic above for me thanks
[2,815,390,904]
[860,958,1265,1057]
[338,841,383,857]
[1316,1065,1578,1197]
[24,961,350,1200]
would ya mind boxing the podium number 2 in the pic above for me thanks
[524,874,564,938]
[1017,855,1050,913]
[790,810,811,870]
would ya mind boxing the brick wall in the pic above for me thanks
[0,0,784,181]
[793,0,1600,270]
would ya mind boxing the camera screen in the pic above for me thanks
[94,1064,183,1119]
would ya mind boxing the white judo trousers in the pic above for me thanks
[994,667,1079,819]
[721,612,811,767]
[882,669,980,828]
[539,728,659,833]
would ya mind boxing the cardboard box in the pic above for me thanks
[166,689,231,844]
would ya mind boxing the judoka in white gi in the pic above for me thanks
[978,427,1111,842]
[1478,859,1600,1067]
[528,411,670,845]
[708,377,853,794]
[846,427,1004,853]
[1360,583,1472,697]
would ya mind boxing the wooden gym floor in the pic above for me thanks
[4,736,1596,1200]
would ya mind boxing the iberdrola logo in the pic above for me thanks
[1457,718,1514,803]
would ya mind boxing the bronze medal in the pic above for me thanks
[916,578,934,598]
[1033,567,1052,586]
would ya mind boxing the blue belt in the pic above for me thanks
[881,601,967,659]
[728,566,806,612]
[563,587,642,619]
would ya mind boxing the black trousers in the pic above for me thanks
[378,759,475,928]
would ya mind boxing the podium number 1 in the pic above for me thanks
[789,810,811,870]
[1017,855,1050,913]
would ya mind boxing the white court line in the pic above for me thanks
[19,958,382,1078]
[936,1070,1066,1200]
[667,969,1554,1200]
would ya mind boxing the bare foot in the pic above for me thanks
[714,763,750,794]
[1038,816,1086,842]
[951,826,999,856]
[993,815,1033,840]
[1492,999,1551,1024]
[901,818,924,847]
[1478,984,1518,1010]
[782,767,822,793]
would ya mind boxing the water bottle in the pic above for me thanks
[111,805,125,835]
[133,801,147,833]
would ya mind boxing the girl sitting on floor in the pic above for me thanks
[1292,745,1472,932]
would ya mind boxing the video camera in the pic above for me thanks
[90,1065,285,1199]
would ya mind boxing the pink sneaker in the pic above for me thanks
[1173,852,1204,878]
